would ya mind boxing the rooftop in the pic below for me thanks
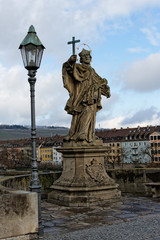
[96,125,160,142]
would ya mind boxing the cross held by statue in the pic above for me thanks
[67,36,80,55]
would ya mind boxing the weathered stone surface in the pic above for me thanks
[3,169,160,197]
[145,183,160,198]
[55,145,115,187]
[48,145,121,206]
[0,191,38,239]
[48,187,121,207]
[1,233,38,240]
[107,169,160,195]
[0,172,61,199]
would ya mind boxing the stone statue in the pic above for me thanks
[62,48,111,143]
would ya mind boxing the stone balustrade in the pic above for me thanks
[0,171,61,240]
[0,168,160,239]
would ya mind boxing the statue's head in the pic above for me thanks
[79,48,92,64]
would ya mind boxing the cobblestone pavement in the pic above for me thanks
[40,195,160,240]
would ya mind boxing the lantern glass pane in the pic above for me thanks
[20,46,27,68]
[25,44,37,69]
[35,46,44,68]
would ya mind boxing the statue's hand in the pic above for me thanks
[102,78,108,84]
[107,91,111,98]
[68,55,77,64]
[106,85,111,98]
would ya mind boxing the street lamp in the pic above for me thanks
[19,25,45,235]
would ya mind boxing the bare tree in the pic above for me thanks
[0,147,9,168]
[121,147,128,168]
[0,147,32,169]
[104,146,124,169]
[140,143,152,163]
[130,148,144,166]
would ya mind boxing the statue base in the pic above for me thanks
[48,141,121,206]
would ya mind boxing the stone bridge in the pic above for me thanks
[0,168,160,239]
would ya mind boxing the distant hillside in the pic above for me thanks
[0,125,69,141]
[0,124,28,130]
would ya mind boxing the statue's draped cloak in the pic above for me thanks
[62,62,110,115]
[62,60,110,142]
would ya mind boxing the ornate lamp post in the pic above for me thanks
[19,25,45,235]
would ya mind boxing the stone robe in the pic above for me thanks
[62,60,111,142]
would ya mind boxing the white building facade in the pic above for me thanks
[52,146,62,165]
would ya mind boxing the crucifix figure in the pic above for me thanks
[63,41,111,143]
[67,36,80,55]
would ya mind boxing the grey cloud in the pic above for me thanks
[121,107,160,125]
[0,0,160,66]
[1,0,160,126]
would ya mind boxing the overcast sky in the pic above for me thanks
[0,0,160,129]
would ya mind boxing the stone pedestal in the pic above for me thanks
[48,142,121,206]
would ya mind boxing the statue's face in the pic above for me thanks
[80,53,91,64]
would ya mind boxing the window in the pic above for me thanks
[155,143,158,148]
[154,157,160,161]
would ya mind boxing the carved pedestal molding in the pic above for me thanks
[48,143,121,206]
